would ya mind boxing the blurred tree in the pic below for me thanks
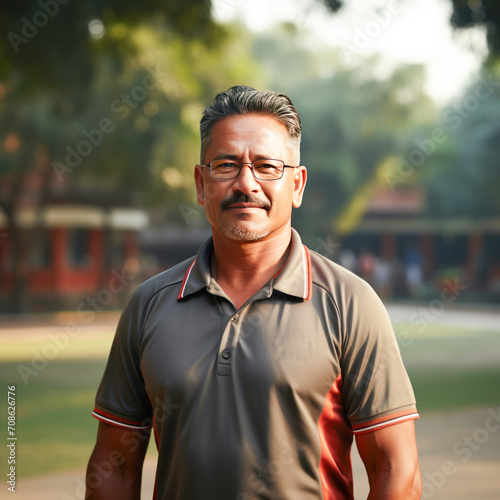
[0,0,219,88]
[0,3,262,312]
[449,0,500,59]
[422,73,500,217]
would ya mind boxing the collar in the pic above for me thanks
[177,228,312,301]
[177,237,213,300]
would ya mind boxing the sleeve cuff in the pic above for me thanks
[352,409,419,435]
[92,407,153,430]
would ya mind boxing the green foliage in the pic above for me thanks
[0,0,218,87]
[421,69,500,217]
[0,4,267,313]
[0,13,264,223]
[450,0,500,60]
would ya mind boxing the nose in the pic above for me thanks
[231,163,260,194]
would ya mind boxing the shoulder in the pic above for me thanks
[309,248,374,300]
[308,248,388,325]
[132,256,196,304]
[308,249,394,344]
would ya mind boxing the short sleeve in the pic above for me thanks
[92,288,153,430]
[340,280,418,435]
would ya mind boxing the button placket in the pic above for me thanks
[215,287,271,377]
[216,311,242,376]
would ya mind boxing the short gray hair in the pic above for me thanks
[199,86,302,164]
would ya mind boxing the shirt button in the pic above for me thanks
[231,315,239,323]
[222,349,232,360]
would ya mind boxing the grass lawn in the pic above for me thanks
[393,322,500,412]
[0,326,115,478]
[0,319,498,478]
[0,359,106,477]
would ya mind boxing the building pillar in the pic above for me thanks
[52,228,67,290]
[88,228,103,288]
[467,234,483,284]
[420,234,434,278]
[381,234,396,259]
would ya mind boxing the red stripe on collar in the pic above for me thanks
[303,245,313,300]
[177,259,196,299]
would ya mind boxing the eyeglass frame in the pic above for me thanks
[199,158,299,181]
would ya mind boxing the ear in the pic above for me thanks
[194,165,205,207]
[292,166,307,208]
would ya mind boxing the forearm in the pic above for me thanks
[86,422,150,499]
[85,470,142,500]
[357,421,421,500]
[85,436,146,500]
[366,464,422,500]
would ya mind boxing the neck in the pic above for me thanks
[211,227,292,308]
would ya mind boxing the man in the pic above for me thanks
[87,86,421,499]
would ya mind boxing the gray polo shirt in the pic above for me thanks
[93,228,418,500]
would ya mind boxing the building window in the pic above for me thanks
[68,229,90,268]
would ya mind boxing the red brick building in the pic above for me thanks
[0,201,148,312]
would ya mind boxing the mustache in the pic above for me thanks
[220,193,271,211]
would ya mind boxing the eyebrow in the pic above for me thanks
[211,153,278,161]
[212,153,238,161]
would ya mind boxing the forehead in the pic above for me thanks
[208,113,290,157]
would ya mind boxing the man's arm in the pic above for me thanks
[86,421,151,500]
[356,420,422,500]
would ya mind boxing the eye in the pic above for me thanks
[254,160,283,172]
[213,161,239,169]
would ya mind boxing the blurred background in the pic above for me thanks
[1,0,499,313]
[0,1,499,499]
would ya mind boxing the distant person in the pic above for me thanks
[391,255,408,296]
[358,247,376,284]
[86,86,421,499]
[374,256,393,299]
[338,247,358,274]
[405,246,423,296]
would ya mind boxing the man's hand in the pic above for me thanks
[86,421,151,500]
[356,420,421,500]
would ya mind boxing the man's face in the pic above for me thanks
[194,113,307,243]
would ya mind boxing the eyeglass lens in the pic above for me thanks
[211,159,284,180]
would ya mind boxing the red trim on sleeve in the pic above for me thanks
[352,409,419,435]
[177,259,196,299]
[92,407,152,430]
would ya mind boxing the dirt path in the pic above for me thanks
[8,406,500,500]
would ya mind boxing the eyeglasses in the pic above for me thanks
[200,159,298,181]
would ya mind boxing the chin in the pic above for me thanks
[225,226,270,242]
